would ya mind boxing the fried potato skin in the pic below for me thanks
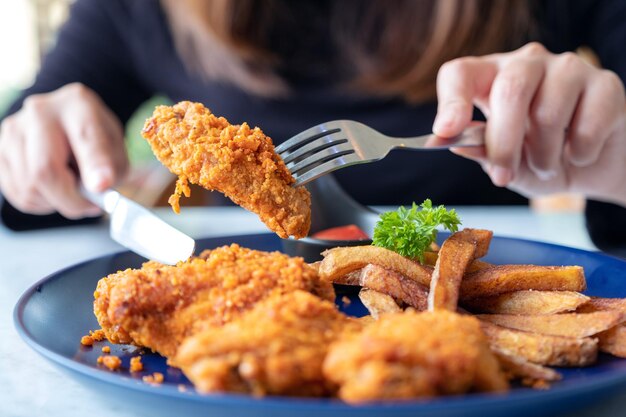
[324,311,508,403]
[477,312,625,338]
[358,289,402,319]
[319,246,432,286]
[428,229,492,311]
[492,348,562,383]
[336,264,429,310]
[480,322,598,367]
[576,297,626,357]
[141,101,310,238]
[463,291,590,315]
[460,265,586,300]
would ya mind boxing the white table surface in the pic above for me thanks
[2,206,625,417]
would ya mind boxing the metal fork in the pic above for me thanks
[276,121,485,186]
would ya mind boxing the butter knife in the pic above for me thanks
[81,187,195,265]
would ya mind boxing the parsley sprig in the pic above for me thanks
[372,199,461,262]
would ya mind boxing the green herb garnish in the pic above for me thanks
[372,199,461,262]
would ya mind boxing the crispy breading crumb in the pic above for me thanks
[177,384,187,392]
[143,372,164,384]
[130,356,144,372]
[101,346,111,354]
[82,329,107,346]
[341,296,351,306]
[98,355,122,371]
[90,329,107,341]
[523,378,551,390]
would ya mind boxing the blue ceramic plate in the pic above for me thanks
[13,233,626,417]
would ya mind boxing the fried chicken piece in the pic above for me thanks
[324,310,508,403]
[141,101,311,239]
[94,244,334,358]
[174,291,362,397]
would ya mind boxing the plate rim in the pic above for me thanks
[13,232,626,412]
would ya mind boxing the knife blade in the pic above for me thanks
[81,187,195,265]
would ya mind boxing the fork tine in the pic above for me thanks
[275,124,341,155]
[281,134,348,165]
[287,142,355,175]
[293,153,362,187]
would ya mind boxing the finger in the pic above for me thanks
[567,70,626,167]
[37,164,102,219]
[434,57,498,137]
[23,114,101,218]
[0,116,53,213]
[526,53,587,179]
[98,104,129,182]
[60,106,120,193]
[486,58,545,186]
[450,146,487,163]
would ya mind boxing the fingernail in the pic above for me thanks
[86,167,113,192]
[491,166,513,187]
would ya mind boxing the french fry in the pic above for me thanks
[480,321,598,367]
[463,291,590,315]
[577,297,626,313]
[460,265,586,300]
[576,297,626,358]
[596,325,626,358]
[428,229,492,311]
[492,348,562,383]
[358,289,401,319]
[319,246,432,286]
[477,312,625,338]
[335,264,429,311]
[422,251,492,273]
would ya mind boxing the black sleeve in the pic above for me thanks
[1,0,152,231]
[577,0,626,255]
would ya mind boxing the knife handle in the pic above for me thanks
[79,186,119,214]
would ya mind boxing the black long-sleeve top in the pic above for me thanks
[2,0,626,255]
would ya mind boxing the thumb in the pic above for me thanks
[63,120,119,193]
[433,58,497,137]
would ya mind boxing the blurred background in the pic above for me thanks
[0,0,585,212]
[0,0,179,207]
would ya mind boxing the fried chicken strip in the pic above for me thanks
[94,244,334,357]
[141,101,311,238]
[174,291,362,397]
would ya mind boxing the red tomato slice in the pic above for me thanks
[311,225,370,240]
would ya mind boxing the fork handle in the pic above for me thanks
[393,123,486,150]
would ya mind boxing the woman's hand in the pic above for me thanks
[434,42,626,206]
[0,83,128,218]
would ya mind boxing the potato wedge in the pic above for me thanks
[463,291,590,315]
[477,312,624,338]
[492,348,562,383]
[319,246,432,286]
[575,297,626,357]
[358,289,401,319]
[577,297,626,313]
[336,264,429,311]
[596,325,626,358]
[460,265,586,300]
[422,251,492,273]
[480,321,598,367]
[428,229,492,311]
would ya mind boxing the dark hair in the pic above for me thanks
[162,0,532,101]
